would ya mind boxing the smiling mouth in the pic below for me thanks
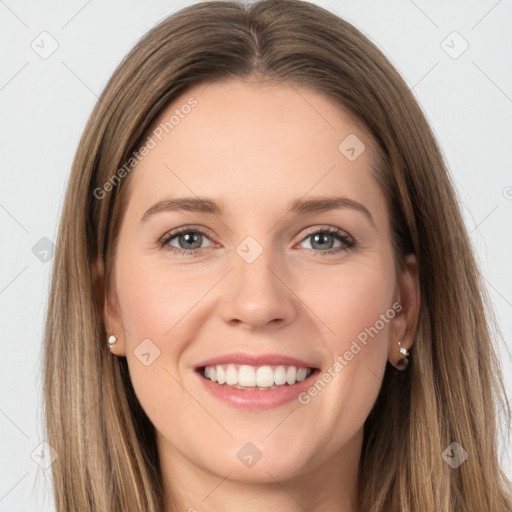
[197,364,318,390]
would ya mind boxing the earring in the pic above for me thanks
[395,340,409,370]
[108,334,117,347]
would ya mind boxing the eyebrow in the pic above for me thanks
[140,195,375,227]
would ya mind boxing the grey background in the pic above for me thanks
[0,0,510,509]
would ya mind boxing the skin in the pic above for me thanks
[98,78,420,512]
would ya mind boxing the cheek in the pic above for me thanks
[115,250,215,339]
[304,255,395,353]
[113,251,222,425]
[296,256,394,421]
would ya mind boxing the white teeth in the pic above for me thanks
[256,366,274,387]
[296,367,308,382]
[274,365,287,385]
[286,366,297,385]
[225,364,238,385]
[216,366,226,384]
[238,365,256,386]
[201,364,312,388]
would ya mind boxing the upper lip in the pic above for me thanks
[194,352,319,370]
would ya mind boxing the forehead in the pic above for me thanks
[125,79,385,220]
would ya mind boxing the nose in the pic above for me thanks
[219,244,297,330]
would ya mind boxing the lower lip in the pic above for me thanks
[195,369,319,410]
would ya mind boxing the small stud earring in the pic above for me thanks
[108,334,117,347]
[395,340,409,370]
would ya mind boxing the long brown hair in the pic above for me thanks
[43,1,512,510]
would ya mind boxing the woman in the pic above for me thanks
[43,0,512,510]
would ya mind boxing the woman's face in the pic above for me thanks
[102,79,419,489]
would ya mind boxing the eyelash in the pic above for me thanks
[158,225,356,258]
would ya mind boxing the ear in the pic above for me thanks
[387,253,420,366]
[94,258,126,357]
